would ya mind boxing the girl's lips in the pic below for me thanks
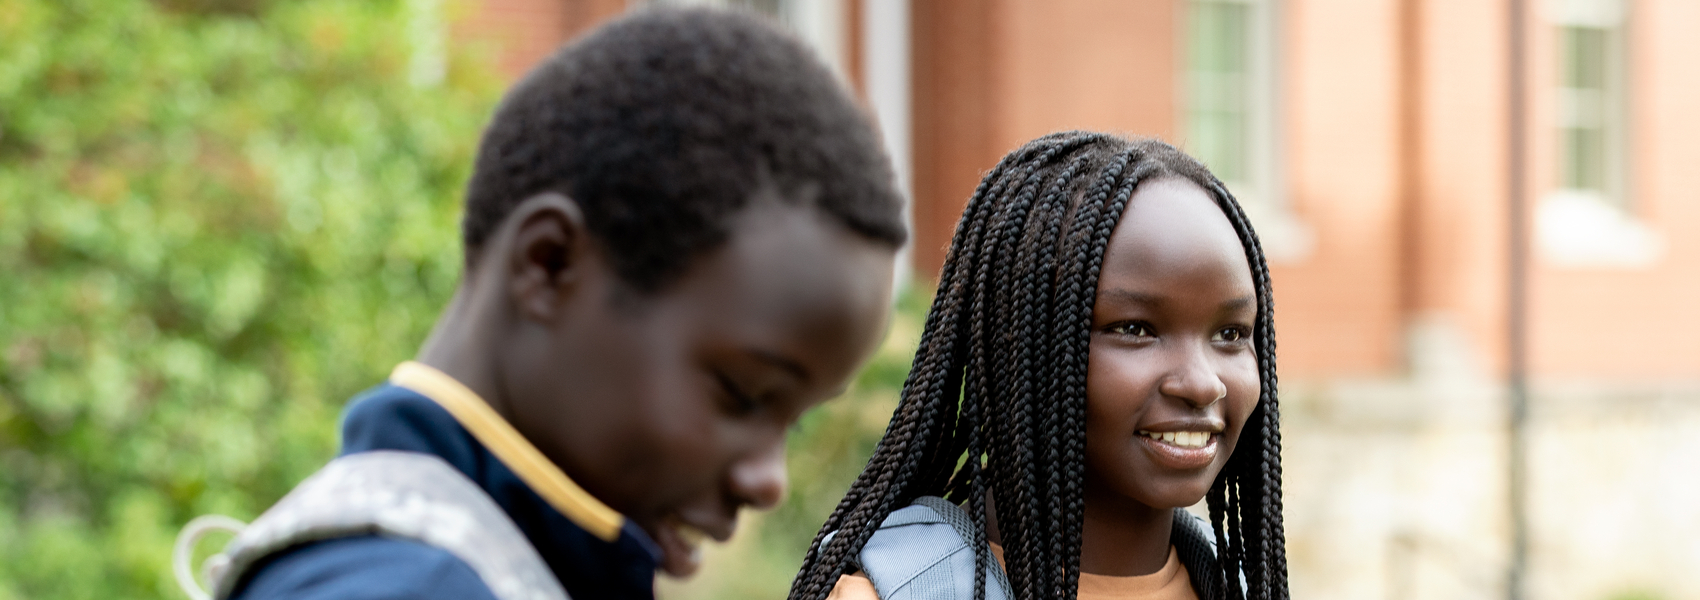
[1138,433,1219,470]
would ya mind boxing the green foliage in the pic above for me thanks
[0,1,922,598]
[0,0,500,597]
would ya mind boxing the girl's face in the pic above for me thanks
[1084,177,1260,511]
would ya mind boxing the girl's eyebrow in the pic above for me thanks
[1098,288,1163,305]
[1221,296,1256,311]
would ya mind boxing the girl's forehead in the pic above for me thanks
[1102,178,1253,291]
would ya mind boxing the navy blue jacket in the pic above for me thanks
[232,384,661,600]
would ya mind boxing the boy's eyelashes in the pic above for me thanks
[713,371,763,416]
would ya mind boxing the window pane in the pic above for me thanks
[1557,24,1613,195]
[1186,1,1251,183]
[1563,27,1607,88]
[1565,126,1607,191]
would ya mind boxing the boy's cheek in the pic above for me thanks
[635,406,727,504]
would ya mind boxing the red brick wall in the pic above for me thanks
[910,0,1003,277]
[454,0,630,79]
[1273,0,1407,376]
[1528,0,1700,377]
[461,0,1700,380]
[910,0,1176,281]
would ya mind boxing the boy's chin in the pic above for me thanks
[646,518,707,578]
[658,545,702,578]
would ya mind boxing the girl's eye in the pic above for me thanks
[1213,327,1249,343]
[1108,322,1155,337]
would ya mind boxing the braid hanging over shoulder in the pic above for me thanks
[788,133,1288,600]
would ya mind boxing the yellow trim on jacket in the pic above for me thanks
[390,361,624,542]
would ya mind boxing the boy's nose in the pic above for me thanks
[728,439,787,511]
[1158,342,1228,407]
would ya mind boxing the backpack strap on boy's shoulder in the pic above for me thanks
[831,495,1011,600]
[182,450,570,600]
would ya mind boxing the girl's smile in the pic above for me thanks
[1136,426,1223,469]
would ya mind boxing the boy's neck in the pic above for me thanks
[415,283,517,423]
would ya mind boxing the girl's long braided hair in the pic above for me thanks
[788,133,1288,600]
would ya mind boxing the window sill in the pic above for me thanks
[1536,190,1663,269]
[1239,199,1315,265]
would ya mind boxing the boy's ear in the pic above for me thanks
[504,192,595,322]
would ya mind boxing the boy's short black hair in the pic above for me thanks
[461,7,907,292]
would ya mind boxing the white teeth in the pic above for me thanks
[675,523,708,548]
[1139,431,1212,448]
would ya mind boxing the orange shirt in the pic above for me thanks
[827,543,1198,600]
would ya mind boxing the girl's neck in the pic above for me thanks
[981,486,1175,577]
[1078,483,1174,577]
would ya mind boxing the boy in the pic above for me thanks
[214,8,905,600]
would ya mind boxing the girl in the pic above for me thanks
[789,133,1288,600]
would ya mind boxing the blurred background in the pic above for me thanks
[1,0,1696,599]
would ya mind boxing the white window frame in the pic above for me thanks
[1553,0,1628,204]
[1537,0,1661,268]
[1180,0,1311,263]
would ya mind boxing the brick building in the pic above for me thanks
[452,1,1700,598]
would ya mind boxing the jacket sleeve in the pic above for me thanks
[231,536,501,600]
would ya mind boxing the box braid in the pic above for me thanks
[788,133,1288,600]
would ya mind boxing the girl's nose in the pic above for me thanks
[728,438,787,511]
[1158,342,1228,407]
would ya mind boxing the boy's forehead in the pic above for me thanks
[679,202,892,318]
[658,201,895,374]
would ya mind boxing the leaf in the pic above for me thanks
[0,1,497,596]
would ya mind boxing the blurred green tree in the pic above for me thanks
[0,0,500,597]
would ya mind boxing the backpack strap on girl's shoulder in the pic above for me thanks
[825,496,1011,600]
[1172,508,1243,599]
[910,497,1014,597]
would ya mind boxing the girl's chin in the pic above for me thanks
[1087,478,1213,513]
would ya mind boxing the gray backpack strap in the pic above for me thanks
[910,497,1013,597]
[205,451,570,600]
[850,496,1011,600]
[1171,508,1248,599]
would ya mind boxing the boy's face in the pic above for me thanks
[496,196,895,577]
[1082,178,1260,513]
